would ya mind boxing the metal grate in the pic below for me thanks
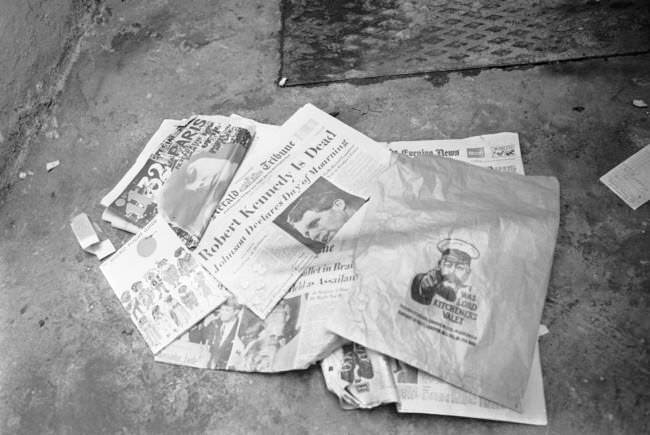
[280,0,650,85]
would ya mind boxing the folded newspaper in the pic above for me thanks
[100,115,254,247]
[322,327,549,425]
[327,153,560,411]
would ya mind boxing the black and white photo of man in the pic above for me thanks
[274,177,366,253]
[410,238,480,305]
[205,297,242,369]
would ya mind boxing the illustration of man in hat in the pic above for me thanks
[410,238,480,305]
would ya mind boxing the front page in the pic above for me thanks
[195,104,392,318]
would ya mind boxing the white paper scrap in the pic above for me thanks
[600,145,650,210]
[70,213,116,259]
[46,160,60,171]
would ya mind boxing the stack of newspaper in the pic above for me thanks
[97,104,559,425]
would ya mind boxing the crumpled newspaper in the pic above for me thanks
[321,342,398,409]
[327,154,560,411]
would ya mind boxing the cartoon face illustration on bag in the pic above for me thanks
[410,238,480,305]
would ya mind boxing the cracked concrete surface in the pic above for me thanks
[0,0,648,433]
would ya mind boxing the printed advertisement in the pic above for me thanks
[100,217,229,354]
[327,153,560,411]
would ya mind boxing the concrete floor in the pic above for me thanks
[1,0,649,433]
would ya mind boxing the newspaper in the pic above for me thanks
[321,329,547,425]
[156,117,364,371]
[599,144,650,210]
[394,342,546,425]
[157,124,530,373]
[327,152,560,411]
[386,132,524,174]
[100,217,229,354]
[100,116,254,247]
[195,104,392,318]
[321,342,399,409]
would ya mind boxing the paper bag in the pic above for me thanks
[327,154,559,411]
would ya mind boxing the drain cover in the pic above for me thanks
[281,0,650,85]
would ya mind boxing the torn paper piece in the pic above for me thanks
[46,160,60,171]
[632,99,648,108]
[18,171,27,179]
[539,324,550,337]
[102,207,141,234]
[70,213,116,260]
[85,239,116,260]
[600,145,650,210]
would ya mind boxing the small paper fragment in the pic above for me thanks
[538,324,549,337]
[600,145,650,210]
[46,160,60,171]
[70,213,116,259]
[71,213,100,249]
[85,238,116,260]
[632,99,648,108]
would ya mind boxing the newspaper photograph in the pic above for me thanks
[100,216,229,354]
[327,153,560,411]
[158,123,531,373]
[101,115,255,247]
[195,104,392,318]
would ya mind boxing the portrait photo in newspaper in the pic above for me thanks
[185,296,244,369]
[273,176,367,253]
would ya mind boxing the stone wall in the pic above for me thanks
[0,0,100,192]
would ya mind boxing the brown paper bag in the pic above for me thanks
[327,154,560,411]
